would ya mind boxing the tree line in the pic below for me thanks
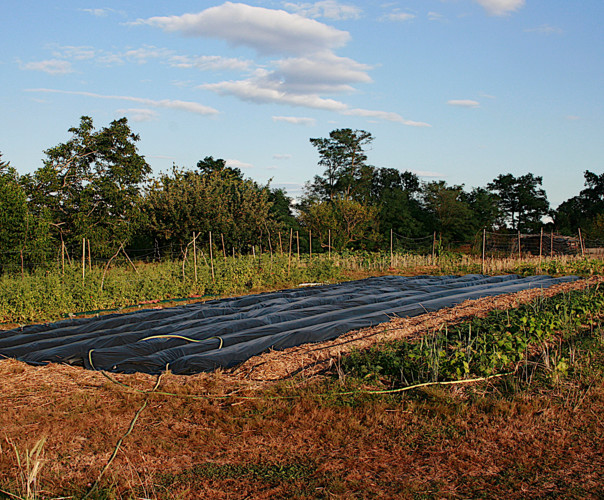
[1,117,602,270]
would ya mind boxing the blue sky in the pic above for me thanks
[1,0,602,207]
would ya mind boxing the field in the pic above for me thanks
[0,254,603,499]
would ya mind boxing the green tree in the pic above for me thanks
[462,187,502,231]
[422,181,475,243]
[144,163,276,253]
[299,198,378,252]
[487,173,549,232]
[23,116,150,255]
[308,129,374,201]
[554,170,604,237]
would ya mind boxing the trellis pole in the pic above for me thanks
[209,231,215,281]
[481,229,486,274]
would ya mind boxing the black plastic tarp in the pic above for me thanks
[0,274,578,375]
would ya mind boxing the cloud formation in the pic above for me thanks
[448,99,480,108]
[134,2,350,55]
[474,0,525,16]
[273,116,316,126]
[20,59,73,75]
[284,1,362,20]
[26,89,219,116]
[524,24,564,35]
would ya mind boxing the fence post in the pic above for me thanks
[61,239,65,275]
[209,231,215,281]
[328,229,331,259]
[539,227,543,272]
[221,233,227,259]
[390,228,393,268]
[193,232,198,282]
[550,231,554,258]
[517,231,521,260]
[578,228,585,257]
[481,229,486,274]
[309,230,312,260]
[296,230,300,260]
[288,228,293,276]
[82,238,86,282]
[432,232,436,261]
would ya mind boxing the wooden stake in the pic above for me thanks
[87,239,92,271]
[309,230,312,259]
[209,231,215,280]
[390,228,393,268]
[193,232,198,282]
[328,229,331,259]
[221,233,227,259]
[578,228,585,257]
[121,247,139,274]
[278,232,283,255]
[288,228,293,276]
[518,231,521,260]
[20,248,24,278]
[432,231,436,260]
[61,238,65,276]
[539,227,543,272]
[550,231,554,258]
[296,230,300,260]
[481,229,486,274]
[82,238,86,282]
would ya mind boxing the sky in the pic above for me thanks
[1,0,603,207]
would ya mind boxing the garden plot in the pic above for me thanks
[0,274,578,375]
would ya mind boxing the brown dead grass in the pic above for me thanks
[0,276,603,499]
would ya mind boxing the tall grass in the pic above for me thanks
[0,251,601,325]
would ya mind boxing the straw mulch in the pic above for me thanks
[229,276,604,382]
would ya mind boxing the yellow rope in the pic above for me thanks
[139,334,224,349]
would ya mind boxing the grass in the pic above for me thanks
[0,286,603,499]
[0,252,602,325]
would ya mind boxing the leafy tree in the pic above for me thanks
[308,129,374,201]
[369,168,425,238]
[0,154,27,268]
[23,116,150,255]
[554,170,604,237]
[299,198,378,252]
[422,181,475,243]
[487,173,549,232]
[462,187,502,231]
[144,163,276,253]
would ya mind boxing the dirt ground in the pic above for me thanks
[0,276,603,499]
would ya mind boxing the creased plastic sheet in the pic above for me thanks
[0,274,578,375]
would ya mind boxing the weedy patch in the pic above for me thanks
[342,286,604,387]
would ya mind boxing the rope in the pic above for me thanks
[139,334,224,349]
[82,370,164,500]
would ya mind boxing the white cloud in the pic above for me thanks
[116,108,159,122]
[226,158,253,169]
[51,45,96,61]
[169,54,252,71]
[524,24,564,35]
[20,59,73,75]
[447,99,480,108]
[123,46,174,64]
[134,2,350,55]
[283,1,362,20]
[273,154,292,160]
[428,11,446,22]
[273,53,372,93]
[25,88,219,116]
[474,0,525,16]
[80,8,113,17]
[273,116,316,126]
[202,77,429,125]
[383,11,416,22]
[566,115,580,121]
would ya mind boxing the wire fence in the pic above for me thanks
[1,228,603,276]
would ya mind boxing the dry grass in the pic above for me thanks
[0,276,603,499]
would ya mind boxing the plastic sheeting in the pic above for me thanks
[0,274,578,375]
